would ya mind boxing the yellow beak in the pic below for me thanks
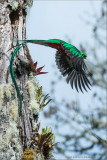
[85,57,87,60]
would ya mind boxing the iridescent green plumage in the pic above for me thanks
[14,39,87,59]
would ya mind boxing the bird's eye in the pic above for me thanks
[80,51,87,59]
[84,53,87,59]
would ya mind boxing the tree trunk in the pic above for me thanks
[0,1,55,160]
[0,0,32,159]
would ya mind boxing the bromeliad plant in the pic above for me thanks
[30,127,56,160]
[33,62,48,76]
[36,86,52,109]
[26,45,48,76]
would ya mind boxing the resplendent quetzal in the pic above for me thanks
[10,39,92,116]
[13,39,92,93]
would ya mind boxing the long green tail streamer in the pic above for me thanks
[10,43,26,116]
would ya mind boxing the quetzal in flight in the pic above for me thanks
[12,39,91,92]
[10,39,92,115]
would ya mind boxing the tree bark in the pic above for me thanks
[0,0,39,159]
[0,1,55,160]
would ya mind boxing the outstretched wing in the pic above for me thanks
[55,51,92,93]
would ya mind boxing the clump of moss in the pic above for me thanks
[22,148,35,160]
[0,83,21,159]
[8,0,19,10]
[0,117,21,159]
[26,79,40,115]
[0,84,14,109]
[9,100,18,121]
[26,78,51,118]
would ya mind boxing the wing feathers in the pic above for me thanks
[78,74,83,93]
[74,73,79,92]
[55,51,91,92]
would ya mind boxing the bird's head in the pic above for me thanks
[80,51,87,59]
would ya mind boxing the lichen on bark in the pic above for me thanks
[0,0,55,159]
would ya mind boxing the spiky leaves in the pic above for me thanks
[30,127,56,160]
[55,51,92,93]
